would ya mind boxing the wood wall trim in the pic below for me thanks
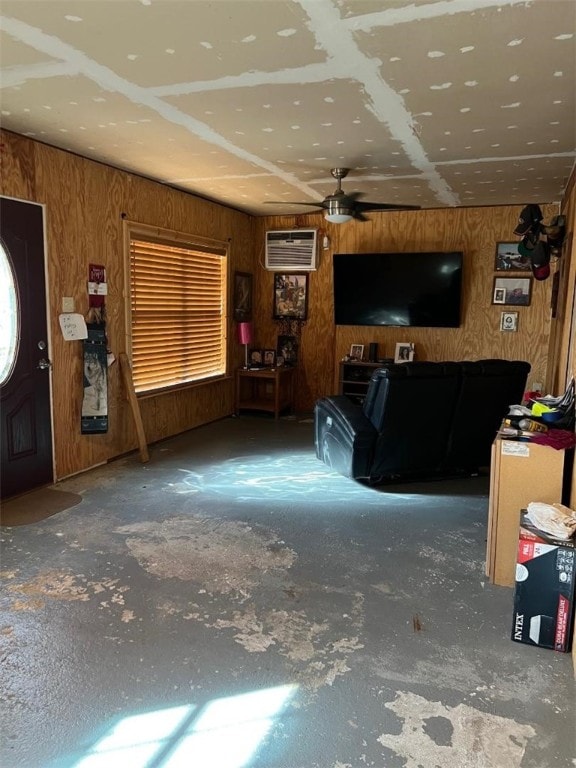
[124,218,230,252]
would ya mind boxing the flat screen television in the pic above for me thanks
[333,251,463,327]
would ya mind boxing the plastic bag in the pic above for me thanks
[525,501,576,540]
[530,378,575,430]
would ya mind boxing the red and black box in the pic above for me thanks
[511,510,575,652]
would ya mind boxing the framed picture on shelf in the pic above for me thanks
[249,348,263,367]
[494,242,531,272]
[273,273,308,319]
[263,349,276,367]
[394,342,415,363]
[277,335,298,366]
[492,276,532,306]
[500,311,518,332]
[233,271,253,321]
[349,344,364,361]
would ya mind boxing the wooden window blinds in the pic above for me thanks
[128,230,228,394]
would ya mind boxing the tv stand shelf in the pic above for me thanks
[339,361,383,404]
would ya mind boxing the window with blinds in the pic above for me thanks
[127,226,228,394]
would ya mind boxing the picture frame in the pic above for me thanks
[277,335,298,366]
[349,344,364,361]
[233,271,253,321]
[494,242,531,272]
[249,348,263,367]
[263,349,276,367]
[493,287,506,304]
[394,342,415,363]
[492,276,532,306]
[273,273,308,320]
[500,311,518,332]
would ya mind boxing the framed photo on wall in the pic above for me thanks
[273,273,308,319]
[494,242,531,272]
[233,271,253,321]
[500,311,518,332]
[492,276,532,306]
[493,287,506,304]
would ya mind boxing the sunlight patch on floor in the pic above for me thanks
[71,684,296,768]
[167,453,424,506]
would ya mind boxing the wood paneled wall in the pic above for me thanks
[1,129,570,481]
[551,170,576,392]
[1,130,254,480]
[254,203,560,412]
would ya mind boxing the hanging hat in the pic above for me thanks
[513,204,543,236]
[517,230,539,259]
[542,214,566,250]
[530,240,550,281]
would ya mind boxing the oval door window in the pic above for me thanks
[0,242,19,385]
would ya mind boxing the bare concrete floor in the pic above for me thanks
[1,415,575,768]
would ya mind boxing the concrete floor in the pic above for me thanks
[1,415,575,768]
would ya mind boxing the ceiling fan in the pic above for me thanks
[266,167,421,223]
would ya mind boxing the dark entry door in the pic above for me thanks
[1,197,53,499]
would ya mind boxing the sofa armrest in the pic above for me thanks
[314,396,377,480]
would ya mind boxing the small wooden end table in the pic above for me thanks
[235,366,296,419]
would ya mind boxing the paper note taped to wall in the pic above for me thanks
[88,281,108,295]
[59,313,88,340]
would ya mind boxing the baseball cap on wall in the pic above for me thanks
[517,231,539,258]
[513,204,543,236]
[529,240,550,281]
[542,214,566,249]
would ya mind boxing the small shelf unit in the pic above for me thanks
[338,361,382,405]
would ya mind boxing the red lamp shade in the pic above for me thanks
[237,321,253,345]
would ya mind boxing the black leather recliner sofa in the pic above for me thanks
[314,359,531,484]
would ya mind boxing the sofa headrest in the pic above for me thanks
[371,361,461,381]
[460,359,531,376]
[372,360,530,379]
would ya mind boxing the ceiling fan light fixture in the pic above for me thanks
[324,211,353,224]
[324,197,353,223]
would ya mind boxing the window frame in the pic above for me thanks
[0,240,20,386]
[123,220,230,397]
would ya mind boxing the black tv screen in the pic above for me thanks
[333,251,463,327]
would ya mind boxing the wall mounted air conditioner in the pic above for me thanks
[265,229,318,271]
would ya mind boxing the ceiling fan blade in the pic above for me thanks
[355,201,421,212]
[340,191,420,211]
[352,209,369,222]
[263,200,325,208]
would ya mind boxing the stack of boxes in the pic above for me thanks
[511,510,575,652]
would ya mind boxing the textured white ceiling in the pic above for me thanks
[1,0,574,217]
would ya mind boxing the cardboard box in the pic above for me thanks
[511,511,576,652]
[486,438,567,587]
